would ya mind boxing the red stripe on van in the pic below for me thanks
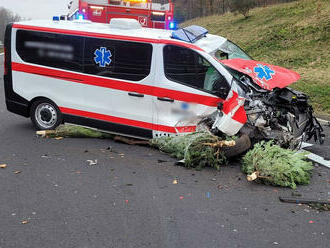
[12,62,221,107]
[59,106,196,133]
[12,24,204,52]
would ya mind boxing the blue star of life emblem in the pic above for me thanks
[94,47,112,67]
[254,64,275,81]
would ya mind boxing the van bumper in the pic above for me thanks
[5,99,29,118]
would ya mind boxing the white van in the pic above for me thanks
[4,19,237,139]
[3,18,324,143]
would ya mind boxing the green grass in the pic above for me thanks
[183,0,330,115]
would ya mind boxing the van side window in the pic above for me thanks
[163,45,229,95]
[16,30,83,72]
[84,38,152,81]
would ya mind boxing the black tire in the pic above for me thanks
[223,134,251,159]
[30,99,63,130]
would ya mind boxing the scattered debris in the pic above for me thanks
[243,141,313,189]
[54,137,64,140]
[172,179,178,185]
[279,196,330,211]
[87,160,98,166]
[13,171,21,174]
[21,220,29,224]
[158,159,168,163]
[291,191,302,197]
[0,164,7,168]
[179,196,184,200]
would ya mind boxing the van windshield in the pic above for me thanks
[214,40,252,60]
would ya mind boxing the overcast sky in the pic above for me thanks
[0,0,70,20]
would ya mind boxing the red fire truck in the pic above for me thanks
[68,0,175,30]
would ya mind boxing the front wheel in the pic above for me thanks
[30,99,62,130]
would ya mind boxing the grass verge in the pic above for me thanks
[183,0,330,115]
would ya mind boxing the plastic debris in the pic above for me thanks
[14,171,21,174]
[0,164,7,168]
[87,160,98,166]
[21,220,29,224]
[173,179,178,184]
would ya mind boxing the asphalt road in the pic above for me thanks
[0,56,329,248]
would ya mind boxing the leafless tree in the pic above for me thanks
[0,7,21,43]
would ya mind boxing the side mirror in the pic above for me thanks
[211,78,229,99]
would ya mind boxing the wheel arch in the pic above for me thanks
[28,97,61,116]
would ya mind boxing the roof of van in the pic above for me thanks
[13,19,227,54]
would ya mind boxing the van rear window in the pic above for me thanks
[16,30,83,72]
[16,30,153,82]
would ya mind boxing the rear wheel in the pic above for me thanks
[30,99,62,130]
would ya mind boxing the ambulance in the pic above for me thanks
[3,18,324,143]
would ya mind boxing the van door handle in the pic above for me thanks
[128,92,144,98]
[157,97,174,103]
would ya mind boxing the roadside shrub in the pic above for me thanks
[230,0,256,18]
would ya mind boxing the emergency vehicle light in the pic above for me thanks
[90,6,104,10]
[123,0,147,3]
[53,16,60,21]
[169,22,176,30]
[172,25,208,43]
[152,12,165,16]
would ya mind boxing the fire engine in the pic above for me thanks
[68,0,175,30]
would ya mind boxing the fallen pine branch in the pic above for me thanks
[242,141,314,189]
[36,125,114,139]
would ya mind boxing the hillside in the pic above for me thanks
[182,0,330,115]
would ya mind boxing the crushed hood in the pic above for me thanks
[220,59,300,90]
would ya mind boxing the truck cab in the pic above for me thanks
[68,0,175,30]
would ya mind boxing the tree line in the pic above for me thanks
[0,7,21,43]
[173,0,297,22]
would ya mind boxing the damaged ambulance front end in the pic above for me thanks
[207,40,324,148]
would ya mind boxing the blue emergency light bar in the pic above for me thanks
[171,25,208,43]
[169,22,176,30]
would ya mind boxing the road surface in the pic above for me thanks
[0,55,329,248]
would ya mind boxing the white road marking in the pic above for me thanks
[299,142,330,169]
[317,118,330,125]
[305,152,330,169]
